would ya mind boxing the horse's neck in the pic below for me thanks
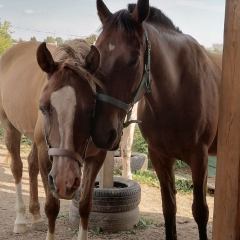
[144,24,221,108]
[146,24,183,97]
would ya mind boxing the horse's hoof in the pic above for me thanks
[46,231,55,240]
[32,213,42,222]
[13,223,27,233]
[71,235,78,240]
[32,218,46,231]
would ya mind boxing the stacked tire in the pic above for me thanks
[69,177,141,232]
[114,152,148,172]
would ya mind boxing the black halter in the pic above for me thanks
[96,31,151,128]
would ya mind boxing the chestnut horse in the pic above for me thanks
[0,40,106,240]
[86,1,222,239]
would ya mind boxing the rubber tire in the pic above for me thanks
[92,177,141,213]
[114,152,147,172]
[70,177,141,231]
[69,203,140,232]
[90,207,140,232]
[130,152,147,172]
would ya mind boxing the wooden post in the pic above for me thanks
[99,151,114,188]
[213,0,240,239]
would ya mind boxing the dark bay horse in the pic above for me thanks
[0,40,106,240]
[86,1,222,239]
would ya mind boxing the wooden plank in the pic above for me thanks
[213,0,240,239]
[99,151,114,188]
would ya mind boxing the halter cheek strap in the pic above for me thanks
[95,31,151,128]
[96,93,130,111]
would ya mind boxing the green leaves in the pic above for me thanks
[133,126,148,155]
[0,21,13,55]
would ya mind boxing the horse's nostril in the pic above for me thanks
[48,173,56,191]
[107,129,117,146]
[73,177,80,190]
[69,177,80,192]
[66,177,80,196]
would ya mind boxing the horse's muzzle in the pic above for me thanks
[48,162,80,200]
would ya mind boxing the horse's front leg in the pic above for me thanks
[37,142,60,240]
[44,193,60,240]
[121,102,138,180]
[27,143,42,226]
[4,122,27,233]
[78,151,106,240]
[121,123,135,180]
[149,147,177,240]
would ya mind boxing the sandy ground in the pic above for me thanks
[0,143,214,240]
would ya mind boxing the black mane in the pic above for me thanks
[104,4,181,33]
[128,4,181,33]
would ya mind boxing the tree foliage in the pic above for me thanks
[44,36,64,45]
[85,34,97,45]
[133,126,148,155]
[44,36,56,44]
[0,21,13,54]
[55,37,63,45]
[30,36,37,42]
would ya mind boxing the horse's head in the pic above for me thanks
[37,42,96,199]
[88,0,150,149]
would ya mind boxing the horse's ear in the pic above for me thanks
[85,45,100,74]
[97,0,112,23]
[37,42,57,74]
[131,0,149,24]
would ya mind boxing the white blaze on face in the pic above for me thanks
[51,86,77,150]
[109,43,115,52]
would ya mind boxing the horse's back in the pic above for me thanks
[0,42,50,138]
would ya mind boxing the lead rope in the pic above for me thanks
[123,104,140,128]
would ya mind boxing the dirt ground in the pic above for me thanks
[0,142,214,240]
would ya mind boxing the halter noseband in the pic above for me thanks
[48,148,83,165]
[43,117,88,167]
[95,31,151,128]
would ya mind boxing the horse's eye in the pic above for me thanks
[40,104,51,115]
[128,57,139,66]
